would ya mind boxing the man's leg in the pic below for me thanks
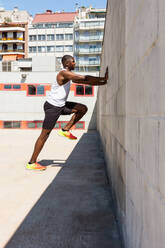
[63,103,88,131]
[29,128,52,163]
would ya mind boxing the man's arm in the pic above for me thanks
[57,67,108,86]
[75,75,106,86]
[74,67,109,85]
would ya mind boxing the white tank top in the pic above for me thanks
[47,69,71,107]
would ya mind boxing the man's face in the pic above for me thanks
[67,58,76,70]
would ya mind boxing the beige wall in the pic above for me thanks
[97,0,165,247]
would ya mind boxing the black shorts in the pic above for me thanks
[42,101,76,130]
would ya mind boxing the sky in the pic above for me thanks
[0,0,107,16]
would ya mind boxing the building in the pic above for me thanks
[0,7,106,130]
[0,7,32,61]
[74,6,106,73]
[28,10,77,69]
[0,56,96,130]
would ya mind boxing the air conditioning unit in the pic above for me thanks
[21,73,27,78]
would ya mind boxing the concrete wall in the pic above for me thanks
[97,0,165,247]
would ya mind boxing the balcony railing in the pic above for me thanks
[74,23,105,30]
[0,38,24,41]
[76,61,100,66]
[0,49,24,53]
[75,36,103,42]
[75,48,102,54]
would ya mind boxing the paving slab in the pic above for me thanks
[0,129,122,248]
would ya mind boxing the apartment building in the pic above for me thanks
[28,10,77,69]
[0,7,32,61]
[74,7,106,73]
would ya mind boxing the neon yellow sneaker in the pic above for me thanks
[58,129,77,140]
[26,162,46,171]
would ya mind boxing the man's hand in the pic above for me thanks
[104,66,109,82]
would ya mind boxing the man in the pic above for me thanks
[26,55,108,171]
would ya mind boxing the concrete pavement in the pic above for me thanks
[0,129,122,248]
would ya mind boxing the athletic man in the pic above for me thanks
[26,55,108,171]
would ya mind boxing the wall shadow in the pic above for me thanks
[88,100,97,130]
[5,131,122,248]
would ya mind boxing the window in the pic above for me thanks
[13,85,21,89]
[29,35,37,41]
[54,121,84,129]
[75,122,84,129]
[56,34,64,40]
[89,57,98,65]
[56,57,62,71]
[56,57,62,63]
[29,46,37,53]
[75,85,93,96]
[36,122,43,128]
[60,122,68,129]
[27,121,43,128]
[28,85,36,95]
[4,121,21,128]
[65,33,73,40]
[45,23,54,28]
[64,45,73,52]
[47,46,55,52]
[4,84,12,89]
[37,86,45,95]
[76,85,84,95]
[38,35,46,41]
[38,46,46,53]
[47,34,55,41]
[55,46,64,52]
[85,85,93,95]
[54,122,60,129]
[36,24,44,29]
[3,84,21,90]
[2,61,11,72]
[20,67,32,72]
[58,23,73,28]
[27,85,45,96]
[27,122,36,128]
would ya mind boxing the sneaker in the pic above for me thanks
[58,129,77,140]
[26,162,46,171]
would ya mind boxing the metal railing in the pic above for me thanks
[75,36,103,42]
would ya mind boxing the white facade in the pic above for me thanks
[74,7,106,72]
[28,25,74,59]
[0,57,97,130]
[28,11,75,70]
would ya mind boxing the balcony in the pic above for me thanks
[74,22,105,31]
[0,49,25,55]
[0,27,25,32]
[74,49,102,55]
[74,36,103,43]
[76,61,100,67]
[0,38,25,43]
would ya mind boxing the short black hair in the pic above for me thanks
[61,55,73,67]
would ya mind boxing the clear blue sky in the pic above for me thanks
[0,0,107,16]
